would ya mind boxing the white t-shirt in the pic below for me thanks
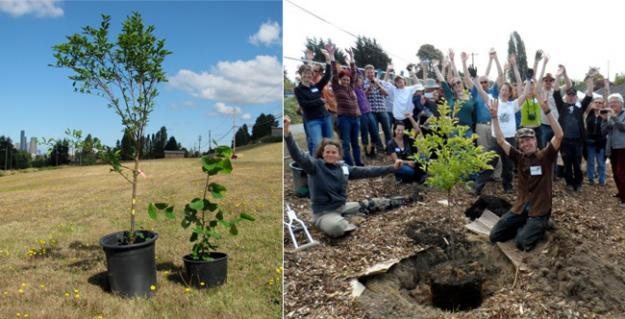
[389,84,419,120]
[540,88,560,124]
[492,99,520,138]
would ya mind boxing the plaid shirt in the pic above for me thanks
[364,79,387,112]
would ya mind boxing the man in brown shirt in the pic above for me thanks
[487,89,563,251]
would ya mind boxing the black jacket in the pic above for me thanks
[554,90,592,142]
[293,63,331,121]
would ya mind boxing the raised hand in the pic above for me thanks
[535,49,543,61]
[431,59,440,68]
[324,43,336,57]
[461,51,468,62]
[536,90,549,112]
[320,49,330,61]
[448,49,455,61]
[305,49,314,61]
[488,99,499,118]
[489,48,497,59]
[509,54,516,66]
[284,115,291,135]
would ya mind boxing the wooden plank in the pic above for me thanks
[497,242,528,271]
[465,221,491,237]
[479,209,500,229]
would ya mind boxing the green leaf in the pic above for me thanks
[240,212,255,221]
[189,232,198,242]
[201,157,222,175]
[189,198,204,211]
[215,145,233,159]
[208,183,226,199]
[181,218,191,229]
[204,199,218,212]
[154,203,168,210]
[209,220,218,227]
[147,203,157,220]
[230,224,238,235]
[216,210,224,220]
[220,159,233,174]
[165,206,175,219]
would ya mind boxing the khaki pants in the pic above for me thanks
[313,198,395,238]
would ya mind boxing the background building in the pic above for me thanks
[20,130,26,151]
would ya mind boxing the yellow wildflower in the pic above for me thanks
[18,289,24,294]
[150,285,156,291]
[200,282,205,287]
[64,292,70,297]
[184,287,191,293]
[73,289,79,293]
[74,294,80,299]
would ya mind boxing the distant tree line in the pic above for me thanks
[234,113,279,147]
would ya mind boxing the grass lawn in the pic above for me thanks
[0,143,283,319]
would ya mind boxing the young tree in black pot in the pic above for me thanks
[52,12,172,298]
[149,145,254,288]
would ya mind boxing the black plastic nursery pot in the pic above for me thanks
[183,252,228,288]
[100,230,158,298]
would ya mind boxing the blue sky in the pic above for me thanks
[0,0,282,152]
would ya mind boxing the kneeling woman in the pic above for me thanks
[284,116,410,238]
[387,115,427,184]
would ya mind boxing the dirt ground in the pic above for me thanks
[284,150,625,319]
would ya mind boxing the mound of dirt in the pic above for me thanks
[527,231,625,314]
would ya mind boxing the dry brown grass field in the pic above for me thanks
[0,142,283,319]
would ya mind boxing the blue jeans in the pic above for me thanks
[586,143,606,184]
[360,112,384,150]
[337,115,363,166]
[489,203,549,251]
[304,115,334,155]
[373,111,392,146]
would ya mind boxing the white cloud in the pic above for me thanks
[214,102,241,116]
[241,113,252,120]
[169,55,282,105]
[249,20,281,46]
[0,0,63,18]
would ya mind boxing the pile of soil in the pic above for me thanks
[284,151,625,318]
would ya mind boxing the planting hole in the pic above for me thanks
[354,221,515,317]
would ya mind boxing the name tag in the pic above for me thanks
[530,165,542,176]
[310,87,319,93]
[342,165,349,176]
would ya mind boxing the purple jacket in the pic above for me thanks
[355,86,372,114]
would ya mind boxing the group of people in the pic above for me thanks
[289,44,625,251]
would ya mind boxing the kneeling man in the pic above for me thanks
[488,90,563,251]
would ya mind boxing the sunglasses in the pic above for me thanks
[454,81,462,85]
[480,81,488,84]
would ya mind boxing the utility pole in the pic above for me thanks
[232,111,237,156]
[198,135,202,155]
[470,52,479,68]
[208,130,211,153]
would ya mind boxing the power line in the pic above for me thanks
[285,0,413,64]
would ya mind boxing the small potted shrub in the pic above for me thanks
[52,12,172,298]
[150,145,254,288]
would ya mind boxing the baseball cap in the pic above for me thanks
[516,128,536,139]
